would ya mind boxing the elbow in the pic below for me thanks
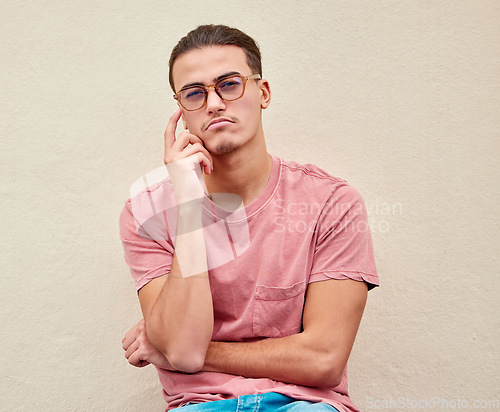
[156,343,206,373]
[323,369,344,389]
[168,350,206,373]
[147,324,207,373]
[311,356,345,388]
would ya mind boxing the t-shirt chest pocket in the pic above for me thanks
[252,281,307,338]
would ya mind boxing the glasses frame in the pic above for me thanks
[173,74,262,111]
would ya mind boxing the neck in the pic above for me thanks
[204,136,272,206]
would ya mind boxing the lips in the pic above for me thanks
[206,118,234,131]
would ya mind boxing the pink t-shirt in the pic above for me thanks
[120,155,379,411]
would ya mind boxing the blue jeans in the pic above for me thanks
[181,392,339,411]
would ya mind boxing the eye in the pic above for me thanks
[218,78,242,90]
[183,88,205,100]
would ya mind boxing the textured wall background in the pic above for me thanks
[1,1,498,411]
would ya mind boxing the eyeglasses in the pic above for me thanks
[173,74,262,111]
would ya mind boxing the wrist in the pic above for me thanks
[166,160,207,205]
[176,200,204,235]
[201,341,220,372]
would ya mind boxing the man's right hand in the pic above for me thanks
[164,109,212,205]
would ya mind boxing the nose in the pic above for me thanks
[205,86,226,114]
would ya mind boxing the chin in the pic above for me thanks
[212,141,240,155]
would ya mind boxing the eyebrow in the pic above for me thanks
[180,71,242,90]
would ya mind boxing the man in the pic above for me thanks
[120,24,378,411]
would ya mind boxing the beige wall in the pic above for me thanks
[1,1,498,410]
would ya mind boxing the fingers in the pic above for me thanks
[121,319,144,349]
[179,145,212,175]
[124,339,138,359]
[125,340,150,368]
[123,331,151,368]
[122,322,172,370]
[122,329,136,350]
[164,109,213,175]
[129,356,150,368]
[172,133,208,155]
[122,334,132,351]
[165,133,213,175]
[164,108,182,151]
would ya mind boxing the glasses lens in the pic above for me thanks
[216,77,244,101]
[179,87,206,110]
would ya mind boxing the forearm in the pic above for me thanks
[203,332,344,388]
[202,280,368,387]
[136,113,216,373]
[146,203,213,372]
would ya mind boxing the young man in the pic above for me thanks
[120,25,378,411]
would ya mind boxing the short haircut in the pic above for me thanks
[169,24,262,92]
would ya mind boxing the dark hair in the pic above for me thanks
[168,24,262,91]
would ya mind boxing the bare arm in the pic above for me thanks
[202,278,368,388]
[124,278,367,385]
[137,109,214,373]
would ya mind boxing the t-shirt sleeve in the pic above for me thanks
[119,200,174,291]
[309,183,379,289]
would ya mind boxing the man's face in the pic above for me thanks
[171,45,270,156]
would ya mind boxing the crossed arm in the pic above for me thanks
[123,277,367,388]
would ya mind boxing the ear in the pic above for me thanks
[259,79,271,109]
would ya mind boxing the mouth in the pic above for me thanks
[206,118,235,131]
